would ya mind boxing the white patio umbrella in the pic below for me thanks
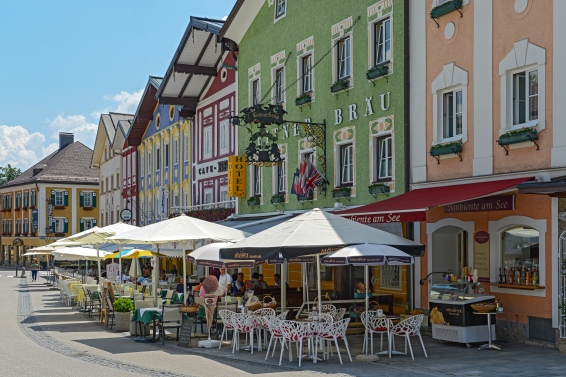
[128,258,142,279]
[62,222,139,287]
[187,242,256,269]
[322,243,414,358]
[52,246,113,261]
[221,208,424,311]
[108,214,250,306]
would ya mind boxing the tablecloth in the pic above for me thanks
[131,307,162,325]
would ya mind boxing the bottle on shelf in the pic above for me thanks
[525,268,531,286]
[503,268,507,284]
[509,267,514,285]
[514,266,521,286]
[520,264,526,285]
[499,268,503,284]
[532,267,538,286]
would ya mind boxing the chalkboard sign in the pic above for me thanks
[177,316,194,348]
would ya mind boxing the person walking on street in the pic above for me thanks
[31,259,40,282]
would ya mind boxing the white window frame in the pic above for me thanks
[219,187,229,206]
[203,126,212,159]
[512,68,538,127]
[340,143,354,185]
[273,157,287,194]
[301,54,313,94]
[164,142,170,168]
[204,188,213,205]
[274,0,286,22]
[253,165,262,197]
[183,133,189,163]
[83,192,93,207]
[54,218,65,233]
[251,78,261,106]
[500,39,546,134]
[442,89,463,140]
[373,16,391,68]
[220,119,229,154]
[155,146,160,172]
[173,138,179,165]
[83,218,95,231]
[274,67,285,104]
[337,36,351,81]
[375,134,393,181]
[54,191,64,207]
[432,63,468,144]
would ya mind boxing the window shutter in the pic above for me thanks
[51,191,55,205]
[92,192,97,208]
[64,218,69,233]
[64,191,69,206]
[51,219,56,233]
[80,191,84,207]
[93,219,97,225]
[80,218,84,232]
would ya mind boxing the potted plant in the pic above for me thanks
[430,141,463,157]
[295,93,312,106]
[113,297,134,332]
[270,194,285,204]
[366,64,389,80]
[369,183,390,195]
[332,187,352,199]
[247,196,261,206]
[430,0,463,18]
[497,127,538,146]
[297,193,313,202]
[330,79,349,93]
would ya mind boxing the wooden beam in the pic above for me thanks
[173,64,217,76]
[159,96,199,107]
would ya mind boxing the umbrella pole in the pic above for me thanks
[302,263,308,313]
[183,247,187,305]
[119,243,123,286]
[316,254,322,310]
[152,248,159,307]
[97,244,102,289]
[365,265,369,356]
[281,261,287,312]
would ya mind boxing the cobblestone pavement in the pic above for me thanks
[6,269,566,377]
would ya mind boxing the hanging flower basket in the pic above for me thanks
[431,0,463,18]
[332,187,351,198]
[369,184,390,195]
[430,141,463,156]
[497,129,538,146]
[331,79,349,93]
[366,65,389,80]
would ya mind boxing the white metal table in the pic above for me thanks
[474,311,501,351]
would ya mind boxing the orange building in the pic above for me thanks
[0,133,99,267]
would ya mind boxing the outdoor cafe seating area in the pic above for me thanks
[29,208,429,366]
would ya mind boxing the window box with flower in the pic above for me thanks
[497,127,538,146]
[430,141,463,157]
[270,194,286,204]
[247,196,261,207]
[295,93,312,106]
[332,187,352,199]
[368,183,390,195]
[330,79,349,93]
[366,64,389,80]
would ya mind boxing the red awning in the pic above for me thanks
[337,177,533,224]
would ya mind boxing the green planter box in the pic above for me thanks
[430,143,462,156]
[369,185,390,195]
[366,66,389,80]
[330,80,349,93]
[247,198,260,206]
[431,0,463,18]
[332,190,351,199]
[297,194,313,202]
[498,131,538,146]
[270,196,285,204]
[295,95,312,106]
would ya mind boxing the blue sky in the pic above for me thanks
[0,0,234,170]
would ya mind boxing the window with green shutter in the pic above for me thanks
[64,218,68,233]
[80,191,95,209]
[80,218,85,232]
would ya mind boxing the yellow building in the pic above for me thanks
[0,133,99,267]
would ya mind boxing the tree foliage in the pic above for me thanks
[0,164,22,185]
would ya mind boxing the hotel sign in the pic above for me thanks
[227,156,246,197]
[444,195,514,213]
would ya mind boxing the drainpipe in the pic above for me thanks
[403,0,414,311]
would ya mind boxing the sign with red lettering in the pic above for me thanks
[342,211,426,224]
[474,231,490,244]
[444,195,514,213]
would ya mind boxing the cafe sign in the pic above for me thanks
[444,195,514,213]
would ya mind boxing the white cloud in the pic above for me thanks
[104,89,143,114]
[49,114,98,148]
[0,125,58,171]
[222,15,228,21]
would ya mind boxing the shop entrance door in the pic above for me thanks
[431,226,469,282]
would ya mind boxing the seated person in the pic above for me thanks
[88,267,96,277]
[171,265,178,276]
[176,278,185,293]
[159,270,166,281]
[143,268,151,278]
[232,272,245,293]
[273,273,289,288]
[257,274,268,289]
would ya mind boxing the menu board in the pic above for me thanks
[177,316,194,348]
[474,240,490,282]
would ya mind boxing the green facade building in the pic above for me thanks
[223,0,405,216]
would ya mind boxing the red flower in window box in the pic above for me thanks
[54,206,66,209]
[29,205,35,209]
[83,206,94,210]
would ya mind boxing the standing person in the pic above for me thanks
[171,264,178,276]
[218,265,233,292]
[31,259,39,282]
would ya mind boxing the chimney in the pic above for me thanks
[59,132,74,150]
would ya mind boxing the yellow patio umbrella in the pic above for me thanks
[104,249,166,259]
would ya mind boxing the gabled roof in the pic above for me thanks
[220,0,263,44]
[157,16,226,114]
[92,112,134,166]
[0,142,99,189]
[127,76,162,147]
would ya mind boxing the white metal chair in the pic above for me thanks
[218,309,236,349]
[253,308,275,317]
[279,320,313,367]
[308,311,333,323]
[231,313,256,354]
[315,318,352,364]
[331,308,346,322]
[389,314,427,360]
[321,304,336,313]
[361,310,391,355]
[277,310,289,320]
[264,316,285,360]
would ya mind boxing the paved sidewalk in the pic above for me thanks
[12,273,566,376]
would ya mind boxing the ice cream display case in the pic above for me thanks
[429,282,496,346]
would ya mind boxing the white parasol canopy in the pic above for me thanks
[128,258,142,279]
[52,247,113,261]
[108,214,250,305]
[187,242,256,268]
